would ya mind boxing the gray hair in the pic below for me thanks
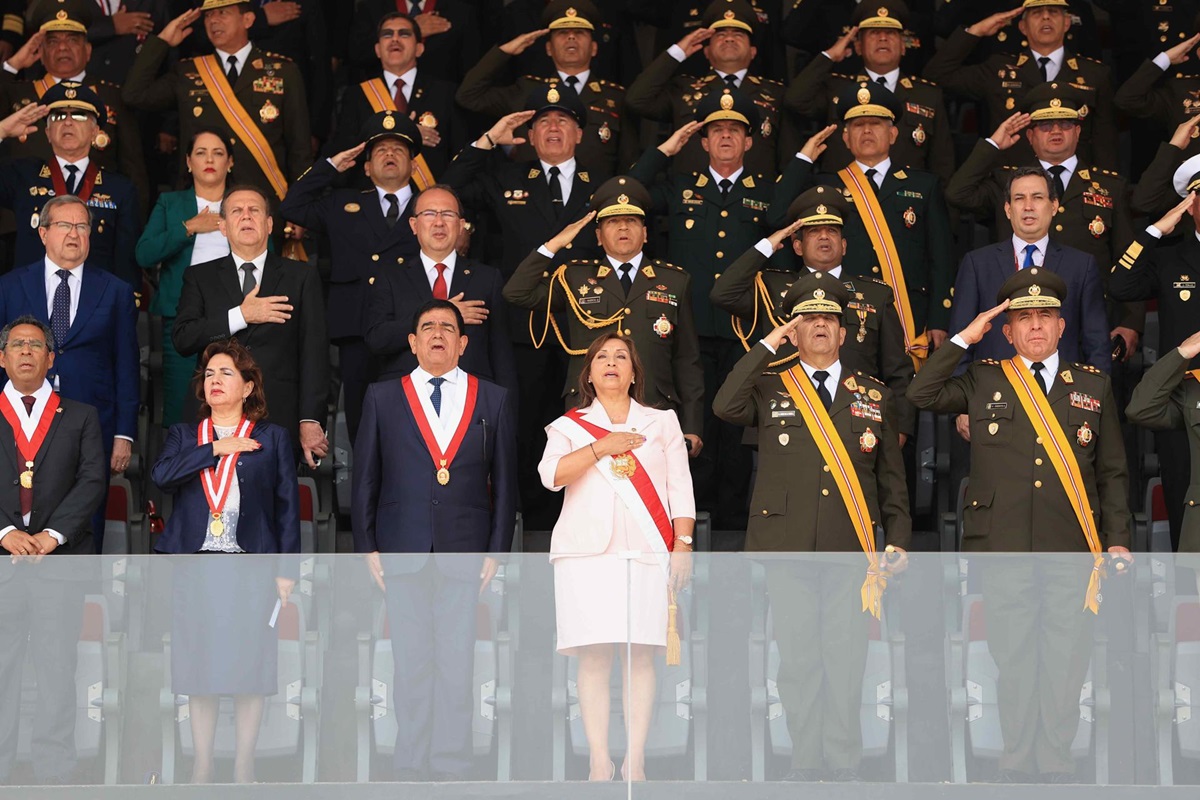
[0,315,55,352]
[39,194,93,228]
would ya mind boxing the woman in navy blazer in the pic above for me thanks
[135,127,234,426]
[152,339,299,784]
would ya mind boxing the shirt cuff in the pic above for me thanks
[795,153,813,163]
[760,340,777,355]
[537,244,555,258]
[299,419,321,426]
[325,157,337,167]
[754,238,774,258]
[1147,225,1164,239]
[0,526,13,542]
[985,138,999,149]
[667,44,686,62]
[45,529,65,546]
[950,334,969,350]
[114,435,134,443]
[1153,52,1171,71]
[228,306,248,334]
[3,62,16,75]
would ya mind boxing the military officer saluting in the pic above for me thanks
[784,1,954,181]
[503,176,705,452]
[1115,26,1200,161]
[455,0,633,177]
[713,186,915,439]
[625,0,792,181]
[713,271,910,782]
[907,267,1130,782]
[923,0,1117,168]
[122,1,312,213]
[0,81,139,285]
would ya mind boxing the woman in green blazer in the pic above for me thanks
[136,127,234,426]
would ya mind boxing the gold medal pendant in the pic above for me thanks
[437,459,450,486]
[19,470,32,489]
[209,514,224,537]
[610,452,637,479]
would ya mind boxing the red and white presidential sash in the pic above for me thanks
[0,391,60,490]
[198,416,255,537]
[401,373,478,486]
[550,408,674,576]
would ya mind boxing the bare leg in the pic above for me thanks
[619,644,657,781]
[575,644,616,780]
[232,694,265,783]
[187,695,219,784]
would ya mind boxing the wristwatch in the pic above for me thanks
[676,535,694,546]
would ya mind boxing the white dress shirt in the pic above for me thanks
[1012,234,1050,269]
[606,251,645,284]
[383,66,417,104]
[1019,350,1060,392]
[799,359,843,398]
[56,155,90,194]
[865,67,901,93]
[709,166,744,189]
[1039,154,1078,192]
[190,196,229,266]
[44,257,83,327]
[215,42,253,80]
[855,157,892,188]
[420,249,457,292]
[557,69,590,89]
[376,183,413,219]
[542,157,577,206]
[227,250,269,334]
[410,365,467,450]
[0,379,64,544]
[1030,46,1065,82]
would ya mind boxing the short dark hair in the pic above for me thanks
[377,11,423,44]
[0,315,55,352]
[411,299,465,337]
[414,183,463,215]
[194,339,268,422]
[186,125,235,157]
[1006,165,1058,203]
[576,333,646,408]
[220,184,272,218]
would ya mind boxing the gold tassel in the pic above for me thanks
[666,588,681,666]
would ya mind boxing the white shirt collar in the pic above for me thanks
[714,67,748,85]
[412,364,463,387]
[44,255,81,279]
[376,183,413,215]
[1012,233,1051,265]
[51,72,86,84]
[55,154,89,173]
[709,166,744,186]
[865,67,901,92]
[384,66,417,95]
[215,42,253,74]
[540,157,576,181]
[1019,350,1061,390]
[855,157,891,183]
[2,379,54,435]
[231,250,268,273]
[419,249,458,279]
[1194,231,1200,246]
[1038,153,1078,181]
[1030,46,1065,69]
[557,69,590,87]
[808,265,843,279]
[799,359,843,393]
[607,252,644,273]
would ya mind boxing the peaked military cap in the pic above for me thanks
[361,110,422,158]
[38,10,87,34]
[997,266,1067,310]
[851,1,908,30]
[781,271,850,319]
[542,0,598,30]
[838,80,901,121]
[525,82,587,126]
[42,80,106,126]
[1173,153,1200,196]
[695,86,760,130]
[701,0,757,35]
[785,185,851,228]
[1023,82,1085,122]
[592,176,651,220]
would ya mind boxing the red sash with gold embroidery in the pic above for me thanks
[401,373,478,486]
[0,392,60,490]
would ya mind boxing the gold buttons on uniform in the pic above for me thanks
[972,500,978,507]
[821,489,829,496]
[720,210,728,218]
[822,465,830,472]
[371,254,379,261]
[716,251,724,258]
[1058,206,1065,214]
[1055,224,1063,232]
[762,509,769,516]
[397,257,405,264]
[872,266,880,273]
[1035,480,1043,488]
[718,230,726,238]
[623,308,631,315]
[623,329,631,335]
[1036,437,1043,445]
[1035,458,1043,466]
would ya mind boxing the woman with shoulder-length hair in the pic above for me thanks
[151,338,299,783]
[539,333,696,781]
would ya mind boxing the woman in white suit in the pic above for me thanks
[539,333,696,782]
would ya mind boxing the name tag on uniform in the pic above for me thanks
[771,409,796,419]
[579,296,601,305]
[985,402,1008,410]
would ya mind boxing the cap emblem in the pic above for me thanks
[1028,284,1042,296]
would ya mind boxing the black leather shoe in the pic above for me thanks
[830,768,862,782]
[781,768,821,782]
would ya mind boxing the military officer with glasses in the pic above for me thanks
[0,81,139,285]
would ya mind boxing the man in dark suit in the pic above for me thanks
[366,184,516,392]
[328,12,464,180]
[0,314,106,784]
[0,80,139,285]
[348,0,481,85]
[279,110,421,442]
[0,194,138,553]
[173,184,330,466]
[353,298,516,781]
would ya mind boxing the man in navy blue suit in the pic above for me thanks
[0,194,138,552]
[352,298,517,781]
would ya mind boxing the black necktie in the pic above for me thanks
[64,164,79,196]
[410,0,423,15]
[50,269,71,346]
[812,370,833,411]
[548,165,563,209]
[563,75,580,94]
[384,193,399,228]
[226,54,239,84]
[240,263,256,296]
[1031,361,1049,395]
[722,73,738,89]
[429,376,444,416]
[864,167,880,192]
[718,177,732,200]
[1048,164,1067,200]
[1037,56,1051,83]
[618,262,634,295]
[875,75,889,91]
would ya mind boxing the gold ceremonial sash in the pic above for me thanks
[838,165,928,370]
[194,56,289,199]
[33,77,53,100]
[779,366,889,618]
[1000,359,1106,613]
[360,78,436,191]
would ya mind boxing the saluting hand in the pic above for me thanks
[823,26,859,63]
[966,7,1023,39]
[800,124,839,162]
[330,142,366,173]
[0,103,49,143]
[1178,328,1200,360]
[1164,32,1200,65]
[990,112,1031,151]
[479,110,536,149]
[5,30,44,71]
[544,209,596,254]
[676,27,715,58]
[765,217,805,251]
[762,314,803,352]
[1170,114,1200,150]
[957,300,1010,346]
[159,8,201,47]
[499,28,548,56]
[658,120,703,157]
[1152,192,1196,237]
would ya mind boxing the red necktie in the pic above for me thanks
[432,263,448,300]
[19,395,34,517]
[393,78,408,114]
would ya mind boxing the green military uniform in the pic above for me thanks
[907,265,1130,778]
[1115,58,1200,162]
[1130,138,1191,219]
[922,2,1116,168]
[713,273,910,774]
[711,185,915,434]
[944,82,1141,332]
[783,1,954,181]
[502,176,705,435]
[1127,346,1200,556]
[624,0,793,181]
[454,0,634,177]
[771,81,954,334]
[121,32,312,202]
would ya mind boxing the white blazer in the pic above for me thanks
[539,399,696,560]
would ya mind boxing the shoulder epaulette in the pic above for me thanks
[1094,168,1121,178]
[979,358,1000,366]
[869,277,891,287]
[1074,363,1103,374]
[910,75,937,87]
[94,79,118,88]
[854,371,887,387]
[654,259,686,272]
[596,79,625,91]
[762,266,794,274]
[261,51,293,63]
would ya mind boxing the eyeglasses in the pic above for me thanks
[4,339,47,351]
[1033,120,1079,132]
[45,221,91,234]
[47,111,94,124]
[414,210,461,221]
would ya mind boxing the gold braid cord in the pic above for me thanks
[729,274,798,368]
[527,263,625,356]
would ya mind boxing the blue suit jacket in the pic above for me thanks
[0,261,139,449]
[947,241,1112,371]
[151,421,300,560]
[352,373,517,580]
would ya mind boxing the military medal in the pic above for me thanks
[1077,422,1093,447]
[1088,216,1105,238]
[209,516,224,537]
[598,121,611,143]
[988,422,999,436]
[93,130,111,150]
[344,203,361,213]
[401,373,479,489]
[760,117,772,138]
[778,433,790,446]
[912,124,926,146]
[193,106,203,117]
[418,111,438,129]
[653,314,673,338]
[860,427,877,453]
[857,309,868,342]
[868,389,882,402]
[903,207,917,228]
[259,100,279,124]
[197,415,254,538]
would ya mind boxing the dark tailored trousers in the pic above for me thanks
[980,557,1095,775]
[694,337,751,531]
[385,559,477,778]
[0,569,86,781]
[1155,430,1190,552]
[765,559,870,771]
[338,338,371,447]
